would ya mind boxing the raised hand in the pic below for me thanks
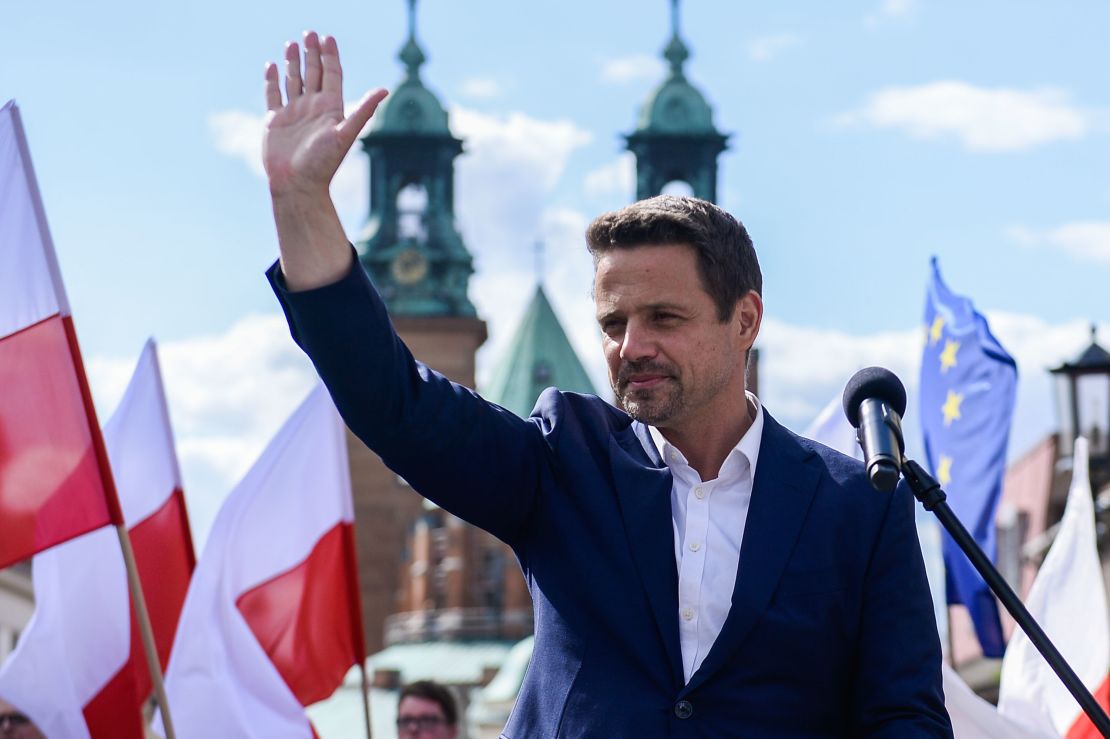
[263,31,387,197]
[263,32,387,291]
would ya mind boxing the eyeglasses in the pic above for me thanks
[0,712,31,730]
[396,714,447,731]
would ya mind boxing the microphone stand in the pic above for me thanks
[900,458,1110,737]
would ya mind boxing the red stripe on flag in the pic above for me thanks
[237,523,359,707]
[0,315,112,567]
[130,489,195,670]
[82,489,195,739]
[1066,676,1110,739]
[341,522,368,664]
[82,663,145,739]
[60,314,124,526]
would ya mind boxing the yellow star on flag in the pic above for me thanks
[929,316,944,346]
[939,339,960,373]
[937,455,953,487]
[942,390,963,426]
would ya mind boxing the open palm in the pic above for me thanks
[263,32,387,196]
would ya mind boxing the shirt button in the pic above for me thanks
[681,607,695,621]
[674,700,694,719]
[689,542,701,552]
[694,486,705,499]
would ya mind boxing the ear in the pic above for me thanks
[733,291,763,351]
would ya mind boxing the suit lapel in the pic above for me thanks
[681,413,821,696]
[609,424,684,688]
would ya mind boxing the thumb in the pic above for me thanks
[338,88,389,148]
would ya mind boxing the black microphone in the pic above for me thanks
[842,367,907,492]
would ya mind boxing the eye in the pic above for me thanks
[653,311,680,324]
[599,318,625,337]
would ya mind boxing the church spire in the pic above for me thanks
[624,0,729,202]
[663,0,690,79]
[398,0,426,80]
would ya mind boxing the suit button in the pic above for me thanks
[674,700,693,719]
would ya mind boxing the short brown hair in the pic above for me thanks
[399,680,458,726]
[585,195,761,322]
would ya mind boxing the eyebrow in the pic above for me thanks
[596,302,688,322]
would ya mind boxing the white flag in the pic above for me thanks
[156,384,363,738]
[998,436,1110,738]
[0,339,192,739]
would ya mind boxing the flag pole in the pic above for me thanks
[115,524,178,739]
[358,661,373,739]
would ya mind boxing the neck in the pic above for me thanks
[658,393,754,481]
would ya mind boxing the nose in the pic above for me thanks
[619,320,656,363]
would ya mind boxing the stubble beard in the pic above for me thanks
[614,363,684,426]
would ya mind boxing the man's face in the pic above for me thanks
[594,243,760,432]
[396,695,457,739]
[0,698,43,739]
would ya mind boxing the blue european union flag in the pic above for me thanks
[919,257,1017,658]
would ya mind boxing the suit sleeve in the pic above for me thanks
[267,254,550,546]
[850,482,954,738]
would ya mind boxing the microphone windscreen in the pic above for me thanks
[842,367,908,427]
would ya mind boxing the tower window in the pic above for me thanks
[397,182,429,242]
[660,179,695,198]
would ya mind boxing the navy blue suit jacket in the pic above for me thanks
[269,258,951,738]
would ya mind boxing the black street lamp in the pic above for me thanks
[1050,325,1110,470]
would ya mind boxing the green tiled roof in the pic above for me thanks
[484,286,597,418]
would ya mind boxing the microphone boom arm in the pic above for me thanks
[900,458,1110,737]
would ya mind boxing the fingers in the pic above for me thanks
[320,35,343,95]
[338,88,389,147]
[264,63,282,111]
[284,41,303,101]
[303,31,322,93]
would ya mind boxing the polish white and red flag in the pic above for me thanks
[998,436,1110,739]
[0,99,117,567]
[156,384,366,738]
[0,339,195,738]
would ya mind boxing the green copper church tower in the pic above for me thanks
[356,0,476,317]
[485,284,597,418]
[625,0,729,202]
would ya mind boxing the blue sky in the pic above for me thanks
[5,0,1109,543]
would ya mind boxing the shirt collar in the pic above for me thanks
[646,392,764,483]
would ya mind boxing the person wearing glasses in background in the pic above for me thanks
[397,681,459,739]
[0,698,43,739]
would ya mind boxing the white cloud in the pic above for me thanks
[600,54,665,84]
[865,0,918,26]
[836,82,1090,152]
[1007,221,1110,264]
[759,313,1100,464]
[758,318,920,429]
[583,152,635,201]
[472,206,605,395]
[747,33,803,62]
[459,77,502,100]
[88,315,317,548]
[208,111,267,177]
[451,106,592,269]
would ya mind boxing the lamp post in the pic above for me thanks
[1050,325,1110,490]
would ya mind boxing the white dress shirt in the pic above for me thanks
[647,393,764,683]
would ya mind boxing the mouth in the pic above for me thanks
[624,374,670,391]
